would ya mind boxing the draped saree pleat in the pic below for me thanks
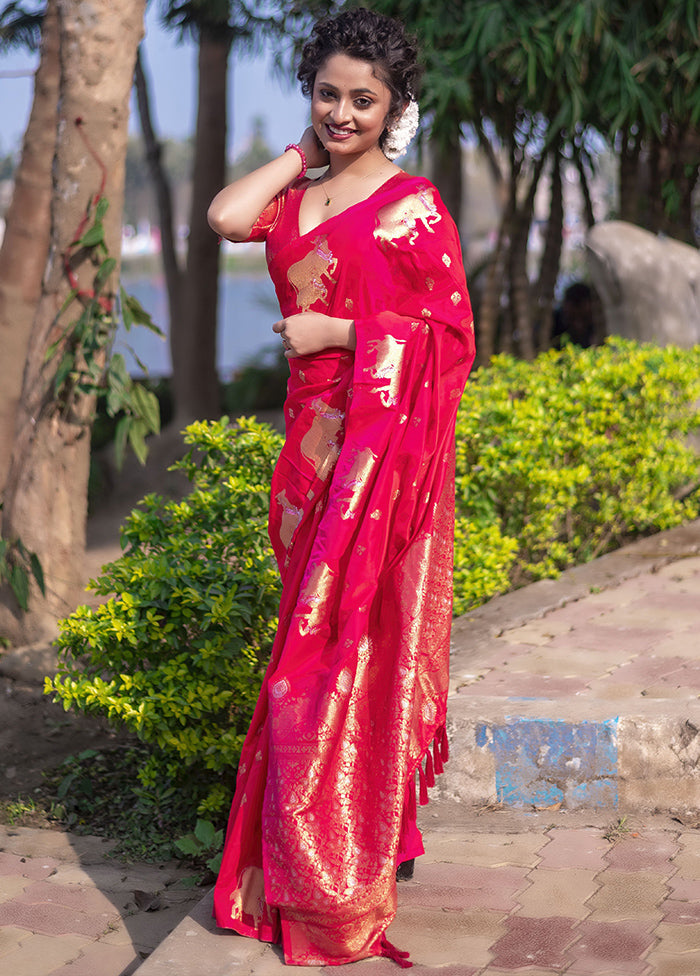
[213,172,475,965]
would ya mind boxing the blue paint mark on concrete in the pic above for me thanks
[477,717,619,808]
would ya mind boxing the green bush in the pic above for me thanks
[46,339,700,839]
[452,338,700,615]
[46,417,283,823]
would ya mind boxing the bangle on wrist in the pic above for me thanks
[285,143,307,178]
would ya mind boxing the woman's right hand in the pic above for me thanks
[299,126,330,170]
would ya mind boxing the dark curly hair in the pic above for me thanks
[297,7,421,137]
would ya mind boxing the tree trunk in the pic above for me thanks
[430,123,462,227]
[574,149,595,229]
[0,0,60,497]
[480,137,521,362]
[535,151,564,352]
[171,27,231,425]
[133,46,186,363]
[647,132,663,233]
[508,208,532,358]
[618,125,642,224]
[506,153,546,360]
[663,123,698,245]
[477,211,509,365]
[0,0,145,645]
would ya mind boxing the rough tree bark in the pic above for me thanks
[170,26,231,425]
[0,0,145,645]
[0,0,60,496]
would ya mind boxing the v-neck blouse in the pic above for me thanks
[248,170,414,247]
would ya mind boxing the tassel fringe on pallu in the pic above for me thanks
[417,724,449,805]
[379,935,413,968]
[385,725,450,967]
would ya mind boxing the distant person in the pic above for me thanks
[207,6,475,968]
[552,281,597,348]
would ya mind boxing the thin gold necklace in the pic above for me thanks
[318,162,392,207]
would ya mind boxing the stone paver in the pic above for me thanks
[584,871,668,922]
[0,932,91,976]
[489,915,579,970]
[644,958,700,976]
[537,828,609,871]
[605,833,681,873]
[3,520,700,975]
[48,941,142,976]
[566,919,658,974]
[515,868,599,919]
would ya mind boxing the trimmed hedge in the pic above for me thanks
[452,338,700,614]
[46,338,700,824]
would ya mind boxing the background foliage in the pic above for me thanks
[46,416,283,826]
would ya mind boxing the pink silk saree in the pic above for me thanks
[213,172,475,966]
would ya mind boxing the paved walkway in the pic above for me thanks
[1,521,699,974]
[135,810,700,976]
[0,826,201,976]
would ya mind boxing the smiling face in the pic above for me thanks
[311,53,395,160]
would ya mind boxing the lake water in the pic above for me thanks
[117,272,281,379]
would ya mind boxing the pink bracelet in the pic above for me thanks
[285,143,307,178]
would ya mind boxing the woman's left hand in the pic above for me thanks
[273,312,356,358]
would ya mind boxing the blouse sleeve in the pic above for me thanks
[243,193,283,243]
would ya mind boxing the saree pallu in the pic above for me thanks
[213,173,476,966]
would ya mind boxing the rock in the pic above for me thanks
[0,641,58,683]
[586,220,700,347]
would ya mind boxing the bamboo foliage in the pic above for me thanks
[369,0,700,358]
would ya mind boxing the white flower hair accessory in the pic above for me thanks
[383,98,420,160]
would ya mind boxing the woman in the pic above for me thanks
[208,8,475,968]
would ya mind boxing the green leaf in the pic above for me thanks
[194,818,216,847]
[10,563,29,612]
[78,221,105,248]
[108,353,131,390]
[29,553,45,597]
[114,416,130,471]
[120,286,134,331]
[132,384,161,435]
[94,257,117,293]
[128,418,149,466]
[45,320,75,363]
[130,350,150,375]
[53,353,75,395]
[120,291,164,336]
[95,197,109,222]
[174,834,201,856]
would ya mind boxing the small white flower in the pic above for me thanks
[383,98,420,160]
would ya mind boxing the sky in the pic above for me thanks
[0,6,311,158]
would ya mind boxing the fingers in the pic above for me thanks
[300,126,330,169]
[273,319,294,356]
